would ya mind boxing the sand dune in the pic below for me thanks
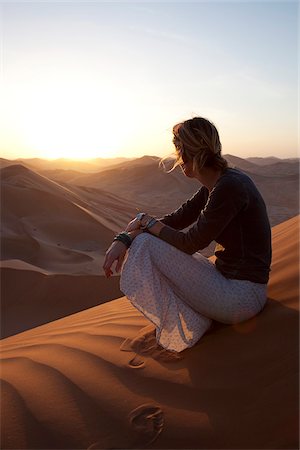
[225,154,299,177]
[247,156,299,166]
[251,161,299,176]
[1,215,298,449]
[0,157,132,172]
[1,268,123,338]
[39,155,199,208]
[1,164,141,274]
[224,154,261,172]
[39,155,298,226]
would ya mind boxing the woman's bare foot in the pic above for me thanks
[120,324,183,363]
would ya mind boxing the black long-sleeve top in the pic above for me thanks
[157,168,272,284]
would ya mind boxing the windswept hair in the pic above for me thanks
[160,117,228,174]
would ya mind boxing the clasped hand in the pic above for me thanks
[102,217,144,278]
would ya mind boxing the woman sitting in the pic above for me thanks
[103,117,272,352]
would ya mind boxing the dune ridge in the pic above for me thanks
[1,164,140,274]
[1,216,299,449]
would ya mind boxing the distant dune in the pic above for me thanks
[38,153,298,226]
[1,215,298,450]
[225,154,299,177]
[52,155,199,211]
[0,164,142,274]
[2,155,298,227]
[247,156,299,166]
[0,156,132,172]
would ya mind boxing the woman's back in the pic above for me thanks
[159,167,272,283]
[212,167,272,283]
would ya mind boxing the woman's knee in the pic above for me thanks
[134,232,152,243]
[127,232,153,256]
[130,232,149,247]
[130,232,157,249]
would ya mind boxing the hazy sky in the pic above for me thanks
[1,1,298,160]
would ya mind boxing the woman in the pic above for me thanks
[103,117,272,352]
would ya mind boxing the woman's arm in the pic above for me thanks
[147,177,247,254]
[157,186,208,230]
[103,228,144,277]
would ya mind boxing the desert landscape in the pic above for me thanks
[1,155,299,336]
[0,155,299,449]
[2,1,298,448]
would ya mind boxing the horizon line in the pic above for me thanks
[1,154,300,163]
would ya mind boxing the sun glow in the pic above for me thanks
[4,75,143,160]
[1,2,297,161]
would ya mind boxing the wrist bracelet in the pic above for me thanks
[146,217,158,230]
[136,212,146,223]
[140,217,152,230]
[113,232,132,248]
[141,217,157,231]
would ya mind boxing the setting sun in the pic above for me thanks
[4,74,145,160]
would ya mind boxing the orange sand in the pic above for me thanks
[1,216,299,449]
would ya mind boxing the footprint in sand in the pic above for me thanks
[120,324,183,364]
[129,403,164,448]
[128,354,146,368]
[120,324,156,352]
[87,404,164,449]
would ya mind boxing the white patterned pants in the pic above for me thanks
[120,233,268,352]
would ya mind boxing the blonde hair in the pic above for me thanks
[161,117,228,174]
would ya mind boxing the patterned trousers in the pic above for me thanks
[120,233,267,352]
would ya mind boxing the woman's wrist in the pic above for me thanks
[127,229,143,240]
[113,231,132,248]
[140,213,152,228]
[144,220,165,236]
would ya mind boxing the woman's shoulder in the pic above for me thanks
[218,167,254,187]
[212,167,256,202]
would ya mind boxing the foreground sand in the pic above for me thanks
[1,270,122,338]
[1,216,299,449]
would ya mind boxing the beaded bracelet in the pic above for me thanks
[145,217,158,230]
[141,216,157,231]
[113,232,132,248]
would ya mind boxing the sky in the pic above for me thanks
[0,0,298,161]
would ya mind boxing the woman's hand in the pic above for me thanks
[126,214,154,232]
[125,217,141,232]
[103,240,127,278]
